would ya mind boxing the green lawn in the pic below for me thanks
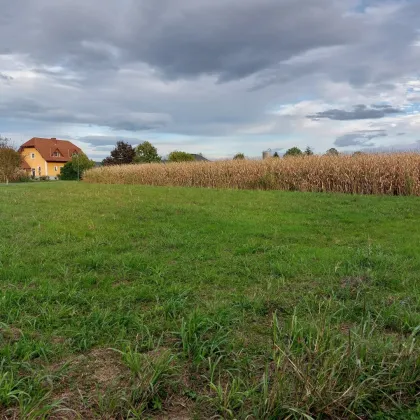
[1,182,419,419]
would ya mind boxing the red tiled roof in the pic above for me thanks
[19,137,82,163]
[21,160,31,170]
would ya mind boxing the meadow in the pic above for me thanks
[85,153,420,196]
[0,182,419,419]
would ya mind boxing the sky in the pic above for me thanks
[1,0,420,160]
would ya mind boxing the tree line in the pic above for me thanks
[101,141,196,165]
[102,142,347,165]
[233,147,341,160]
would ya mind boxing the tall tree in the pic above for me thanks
[325,148,339,156]
[71,152,95,179]
[135,141,161,163]
[102,141,135,166]
[233,153,245,160]
[168,151,195,162]
[273,151,280,158]
[304,146,314,156]
[60,152,95,180]
[0,136,21,184]
[284,147,303,157]
[0,135,9,148]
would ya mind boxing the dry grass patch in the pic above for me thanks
[0,325,23,342]
[49,348,130,419]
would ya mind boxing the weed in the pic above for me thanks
[177,312,230,363]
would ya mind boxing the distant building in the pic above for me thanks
[19,137,82,178]
[190,154,209,162]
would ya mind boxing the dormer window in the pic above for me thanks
[52,151,61,157]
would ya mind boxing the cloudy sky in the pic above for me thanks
[1,0,420,160]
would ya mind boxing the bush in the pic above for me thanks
[233,153,245,160]
[17,174,31,183]
[284,147,303,157]
[60,162,79,180]
[8,169,30,183]
[168,151,195,162]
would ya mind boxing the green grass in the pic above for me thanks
[0,182,419,419]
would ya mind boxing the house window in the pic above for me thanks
[54,166,58,171]
[52,151,61,157]
[38,166,41,176]
[31,153,35,159]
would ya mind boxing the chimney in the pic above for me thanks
[51,137,57,145]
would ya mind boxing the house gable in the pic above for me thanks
[19,138,82,162]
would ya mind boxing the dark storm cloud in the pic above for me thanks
[0,97,171,132]
[308,104,403,121]
[0,0,420,149]
[334,129,388,147]
[76,136,142,146]
[0,0,359,81]
[123,0,359,81]
[93,145,117,151]
[0,72,13,81]
[2,0,419,85]
[363,140,420,153]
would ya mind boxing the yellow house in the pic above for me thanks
[19,137,82,178]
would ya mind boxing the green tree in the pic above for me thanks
[304,146,314,156]
[102,141,135,166]
[60,161,79,180]
[134,141,161,163]
[284,147,303,157]
[0,136,21,184]
[168,151,195,162]
[71,152,95,179]
[60,153,94,180]
[273,151,280,158]
[326,148,339,156]
[233,153,245,160]
[352,151,364,157]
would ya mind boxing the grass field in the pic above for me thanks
[0,182,419,419]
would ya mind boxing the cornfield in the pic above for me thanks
[84,153,420,195]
